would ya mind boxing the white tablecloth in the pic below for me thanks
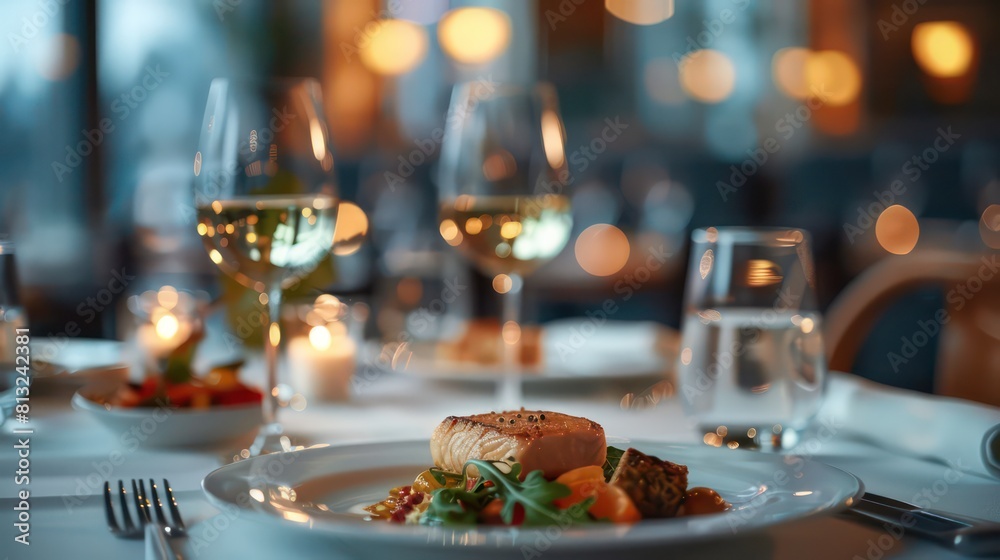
[2,365,999,559]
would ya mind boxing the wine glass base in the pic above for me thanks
[245,422,295,457]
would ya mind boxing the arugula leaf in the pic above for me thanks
[428,467,464,487]
[422,460,594,527]
[603,446,625,481]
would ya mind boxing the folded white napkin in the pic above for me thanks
[821,372,1000,479]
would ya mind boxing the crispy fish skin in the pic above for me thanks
[609,447,688,518]
[430,411,607,479]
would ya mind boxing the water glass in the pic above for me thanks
[677,227,827,450]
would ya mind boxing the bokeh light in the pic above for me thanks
[502,321,521,345]
[359,19,428,76]
[541,109,566,168]
[438,7,511,65]
[574,224,630,277]
[333,202,369,256]
[804,50,861,106]
[772,47,812,99]
[439,218,462,246]
[746,259,783,287]
[678,50,735,104]
[492,273,512,294]
[912,22,974,78]
[308,325,332,351]
[154,313,179,339]
[605,0,674,25]
[979,204,1000,249]
[875,205,920,255]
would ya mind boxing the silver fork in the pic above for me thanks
[103,479,186,560]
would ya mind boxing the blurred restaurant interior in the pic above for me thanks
[3,0,997,396]
[2,1,1000,558]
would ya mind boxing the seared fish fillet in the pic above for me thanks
[430,411,606,479]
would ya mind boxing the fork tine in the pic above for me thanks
[118,480,135,531]
[163,479,186,530]
[149,479,168,525]
[132,479,150,524]
[103,482,120,532]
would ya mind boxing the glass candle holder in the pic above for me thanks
[285,295,358,402]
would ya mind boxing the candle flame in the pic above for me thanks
[309,325,332,351]
[155,313,180,340]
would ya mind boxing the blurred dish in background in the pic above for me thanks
[72,383,261,448]
[374,319,677,384]
[30,338,130,391]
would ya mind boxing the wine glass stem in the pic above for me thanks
[262,286,283,427]
[498,274,523,409]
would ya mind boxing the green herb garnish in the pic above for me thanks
[422,460,594,527]
[603,446,625,481]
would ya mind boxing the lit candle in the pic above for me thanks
[136,309,192,359]
[288,323,356,401]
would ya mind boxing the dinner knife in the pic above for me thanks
[846,492,1000,557]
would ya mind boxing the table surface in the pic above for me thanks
[2,358,999,560]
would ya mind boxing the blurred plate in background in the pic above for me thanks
[373,321,678,384]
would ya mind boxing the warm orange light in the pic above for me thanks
[465,217,483,235]
[699,249,714,279]
[912,22,974,78]
[482,150,516,182]
[678,50,735,104]
[541,109,566,169]
[875,205,919,255]
[359,19,428,76]
[154,313,179,340]
[333,202,369,256]
[980,204,1000,249]
[156,286,179,309]
[438,7,511,65]
[746,259,783,287]
[439,219,462,246]
[805,50,861,106]
[309,325,332,351]
[502,321,521,345]
[605,0,674,25]
[772,47,812,99]
[499,221,522,240]
[492,274,513,294]
[574,224,630,277]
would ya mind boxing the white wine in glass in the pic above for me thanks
[197,195,337,290]
[439,194,572,277]
[195,78,339,456]
[438,83,572,407]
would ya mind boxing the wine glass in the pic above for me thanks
[676,227,827,451]
[195,78,338,455]
[437,82,573,407]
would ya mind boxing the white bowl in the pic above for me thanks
[72,384,263,448]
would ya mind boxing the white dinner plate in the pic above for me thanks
[202,439,863,559]
[378,321,678,384]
